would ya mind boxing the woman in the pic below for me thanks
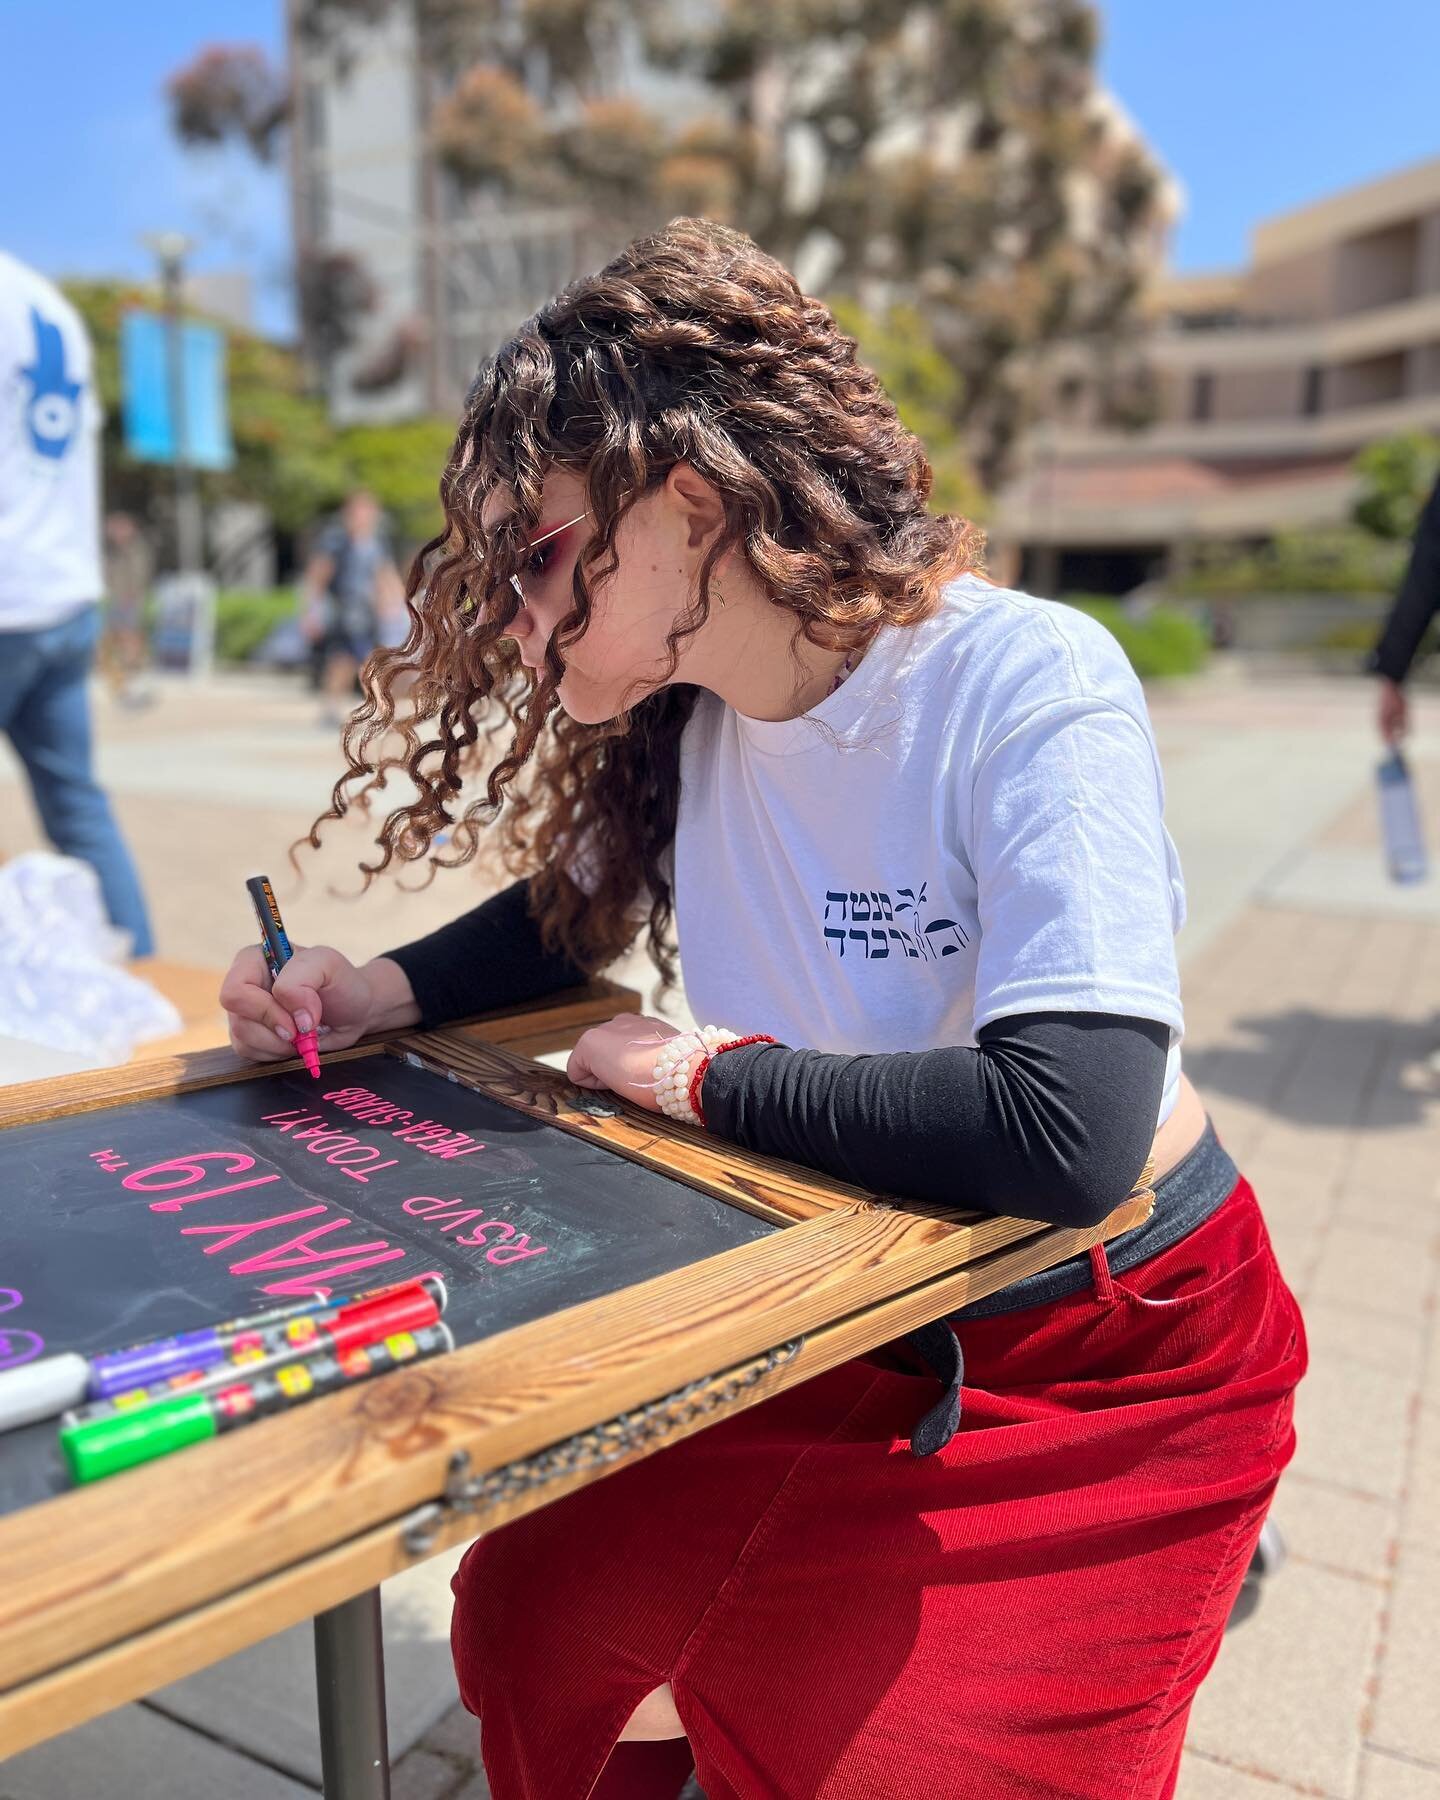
[221,218,1306,1800]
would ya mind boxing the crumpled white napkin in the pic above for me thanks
[0,852,181,1062]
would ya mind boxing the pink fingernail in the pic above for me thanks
[274,1024,294,1043]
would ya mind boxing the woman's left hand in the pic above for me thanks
[566,1013,687,1112]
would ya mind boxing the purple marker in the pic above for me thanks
[88,1275,447,1399]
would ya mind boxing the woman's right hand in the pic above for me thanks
[220,943,377,1063]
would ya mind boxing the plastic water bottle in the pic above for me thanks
[1376,750,1429,884]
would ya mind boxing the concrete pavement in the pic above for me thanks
[1,660,1438,1798]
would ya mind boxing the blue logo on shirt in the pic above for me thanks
[20,307,82,460]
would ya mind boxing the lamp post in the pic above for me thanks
[141,231,204,575]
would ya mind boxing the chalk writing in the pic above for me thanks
[122,1152,284,1211]
[259,1109,401,1182]
[85,1142,549,1300]
[256,1095,537,1178]
[400,1196,548,1265]
[182,1210,407,1282]
[262,1101,537,1178]
[320,1085,501,1162]
[0,1287,43,1373]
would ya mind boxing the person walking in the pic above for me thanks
[100,510,155,707]
[300,489,405,726]
[1371,469,1440,742]
[0,249,154,954]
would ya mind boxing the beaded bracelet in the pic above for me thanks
[686,1034,776,1129]
[652,1028,777,1129]
[653,1026,737,1126]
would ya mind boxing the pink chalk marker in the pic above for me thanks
[245,873,323,1078]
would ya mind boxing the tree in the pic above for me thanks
[296,249,380,374]
[62,282,450,560]
[166,2,1168,487]
[651,1,1168,486]
[337,416,457,545]
[167,44,289,162]
[167,40,389,396]
[827,296,985,521]
[422,0,1169,485]
[1353,432,1440,543]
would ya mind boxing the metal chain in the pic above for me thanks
[402,1337,804,1555]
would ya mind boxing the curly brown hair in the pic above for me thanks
[303,216,982,994]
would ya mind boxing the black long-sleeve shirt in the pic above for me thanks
[1371,473,1440,684]
[384,879,1167,1230]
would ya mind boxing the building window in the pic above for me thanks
[303,82,326,154]
[1302,365,1324,416]
[1190,372,1213,422]
[1056,374,1085,418]
[306,175,329,245]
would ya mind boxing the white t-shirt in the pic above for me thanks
[0,252,104,630]
[673,574,1186,1124]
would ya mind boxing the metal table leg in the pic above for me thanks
[314,1588,391,1799]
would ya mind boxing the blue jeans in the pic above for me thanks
[0,604,154,955]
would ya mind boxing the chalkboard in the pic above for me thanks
[0,1052,774,1515]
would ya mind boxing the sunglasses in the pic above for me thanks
[508,509,590,605]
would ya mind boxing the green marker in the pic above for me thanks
[60,1321,453,1483]
[64,1392,215,1483]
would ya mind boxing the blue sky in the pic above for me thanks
[1099,0,1440,269]
[3,0,1437,339]
[3,2,291,330]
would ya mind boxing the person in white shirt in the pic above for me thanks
[0,250,153,953]
[218,218,1305,1800]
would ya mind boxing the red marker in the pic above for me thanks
[246,874,322,1077]
[70,1283,444,1422]
[87,1273,447,1397]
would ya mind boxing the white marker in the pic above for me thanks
[0,1352,90,1432]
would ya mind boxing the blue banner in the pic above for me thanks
[120,310,233,470]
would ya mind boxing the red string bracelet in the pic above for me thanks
[687,1033,777,1129]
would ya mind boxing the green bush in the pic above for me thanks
[1064,597,1210,680]
[1170,529,1405,596]
[215,587,299,663]
[1352,432,1440,542]
[1315,619,1384,656]
[338,418,455,548]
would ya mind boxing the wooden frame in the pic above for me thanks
[0,981,1152,1758]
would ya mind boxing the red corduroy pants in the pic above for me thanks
[451,1176,1306,1800]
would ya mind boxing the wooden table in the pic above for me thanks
[126,957,232,1062]
[0,980,1153,1795]
[121,960,642,1067]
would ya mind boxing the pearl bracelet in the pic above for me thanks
[653,1026,739,1127]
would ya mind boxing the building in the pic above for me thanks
[288,2,1172,441]
[994,157,1440,594]
[286,1,716,424]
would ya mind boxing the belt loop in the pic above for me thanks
[1088,1241,1115,1305]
